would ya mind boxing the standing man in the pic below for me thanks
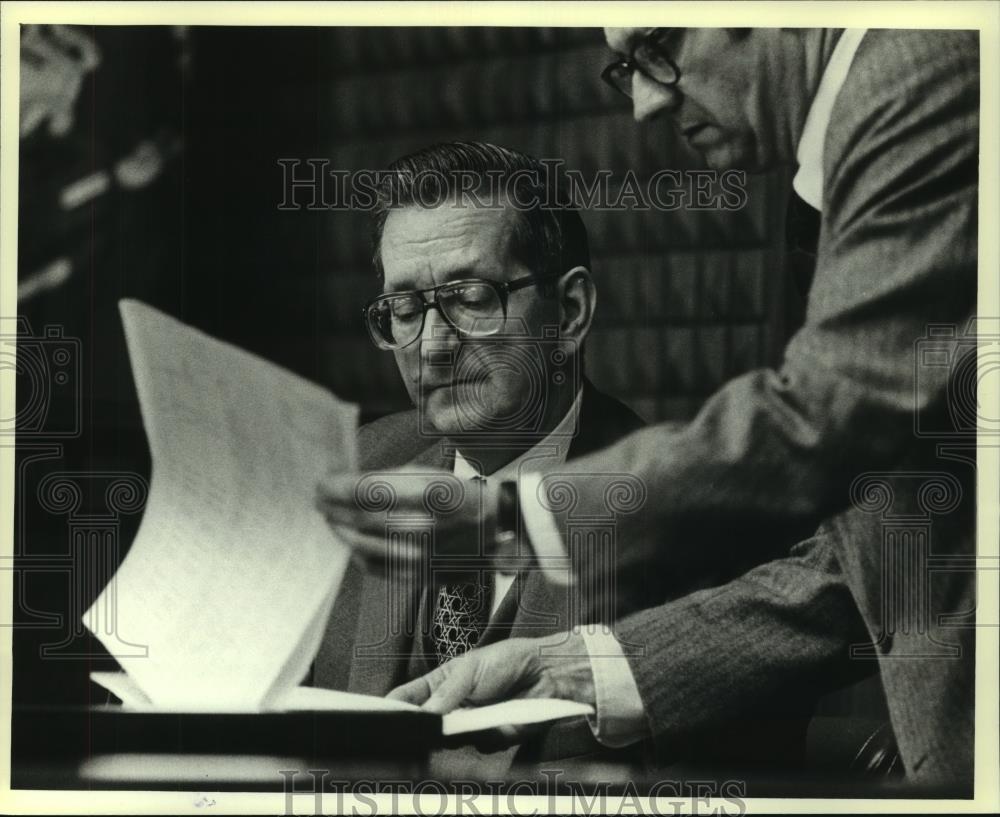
[321,30,979,786]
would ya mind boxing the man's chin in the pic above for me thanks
[695,137,760,174]
[419,389,459,436]
[420,397,518,439]
[421,407,491,438]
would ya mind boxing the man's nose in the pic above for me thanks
[419,306,459,360]
[631,71,679,122]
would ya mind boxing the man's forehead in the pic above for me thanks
[380,203,520,286]
[382,203,517,248]
[604,27,656,55]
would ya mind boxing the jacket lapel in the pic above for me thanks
[346,565,418,695]
[477,570,570,645]
[346,438,454,694]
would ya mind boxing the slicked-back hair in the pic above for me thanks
[370,141,590,287]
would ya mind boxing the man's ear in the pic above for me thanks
[558,266,596,345]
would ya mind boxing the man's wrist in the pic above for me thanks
[578,625,649,747]
[536,631,596,707]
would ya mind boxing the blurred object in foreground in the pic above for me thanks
[20,24,101,139]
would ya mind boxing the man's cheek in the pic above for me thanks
[479,368,532,420]
[395,351,424,403]
[424,386,453,414]
[421,387,461,434]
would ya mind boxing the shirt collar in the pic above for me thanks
[792,29,867,211]
[453,387,584,480]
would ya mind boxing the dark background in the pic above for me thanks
[12,26,797,707]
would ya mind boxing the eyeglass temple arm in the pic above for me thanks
[505,270,568,293]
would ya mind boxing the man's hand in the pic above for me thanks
[386,631,595,749]
[389,633,590,713]
[315,467,520,574]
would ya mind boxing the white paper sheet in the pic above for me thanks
[280,690,593,735]
[83,300,358,710]
[442,699,594,736]
[90,670,153,708]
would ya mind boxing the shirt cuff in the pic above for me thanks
[578,625,649,748]
[517,472,572,586]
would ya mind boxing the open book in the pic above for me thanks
[82,300,591,737]
[90,670,592,737]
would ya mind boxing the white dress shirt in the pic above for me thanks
[518,30,869,748]
[452,387,583,618]
[793,29,868,211]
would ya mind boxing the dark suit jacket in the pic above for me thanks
[578,30,977,787]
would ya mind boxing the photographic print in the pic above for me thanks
[1,3,997,814]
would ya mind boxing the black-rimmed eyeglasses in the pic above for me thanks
[363,271,563,351]
[601,28,682,99]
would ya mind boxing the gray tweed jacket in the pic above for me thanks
[584,29,978,788]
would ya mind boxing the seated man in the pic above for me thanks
[314,141,864,771]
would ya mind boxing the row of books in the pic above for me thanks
[586,324,771,398]
[321,44,618,135]
[321,27,601,74]
[326,113,694,180]
[315,203,773,275]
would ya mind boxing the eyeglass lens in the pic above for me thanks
[605,30,680,97]
[367,281,506,349]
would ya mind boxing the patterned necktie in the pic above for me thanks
[431,475,494,664]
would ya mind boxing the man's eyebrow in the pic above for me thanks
[383,277,416,293]
[443,267,486,282]
[383,267,486,294]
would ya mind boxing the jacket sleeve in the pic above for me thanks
[614,532,869,757]
[549,31,979,579]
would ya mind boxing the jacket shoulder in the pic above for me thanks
[821,29,979,226]
[571,384,646,459]
[827,29,978,163]
[842,29,978,102]
[358,409,428,470]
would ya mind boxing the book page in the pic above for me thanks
[276,685,420,713]
[281,686,594,735]
[83,300,358,710]
[442,699,594,736]
[90,671,153,708]
[264,689,593,735]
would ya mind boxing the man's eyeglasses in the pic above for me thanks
[601,28,682,99]
[364,271,563,351]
